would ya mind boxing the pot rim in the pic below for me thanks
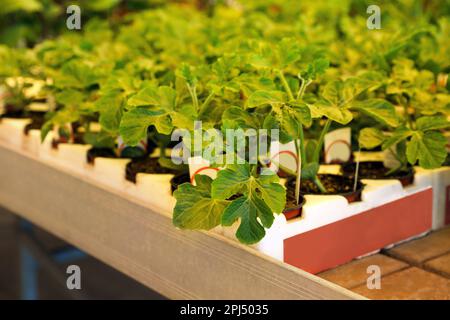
[283,194,306,213]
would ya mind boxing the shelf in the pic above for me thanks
[0,142,363,299]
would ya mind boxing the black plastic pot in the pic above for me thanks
[86,147,117,164]
[282,195,306,220]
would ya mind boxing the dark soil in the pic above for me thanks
[341,161,414,186]
[87,147,117,164]
[0,104,26,119]
[126,157,179,183]
[287,174,362,195]
[170,172,190,193]
[285,187,304,210]
[24,112,47,135]
[283,192,305,220]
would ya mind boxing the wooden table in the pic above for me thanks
[0,142,363,299]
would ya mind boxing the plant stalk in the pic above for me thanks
[199,91,215,116]
[294,139,302,205]
[354,146,360,192]
[278,70,295,101]
[187,85,199,112]
[313,176,327,193]
[313,119,332,163]
[297,77,311,100]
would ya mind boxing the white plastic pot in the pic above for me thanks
[0,118,31,149]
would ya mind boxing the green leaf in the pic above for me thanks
[249,38,300,71]
[178,63,198,87]
[171,104,198,130]
[301,58,330,80]
[55,61,100,89]
[382,127,413,150]
[96,90,124,134]
[211,164,253,200]
[406,131,447,169]
[247,90,286,108]
[0,0,42,16]
[310,100,353,124]
[127,86,160,108]
[158,157,188,172]
[278,38,301,69]
[54,89,84,106]
[301,162,319,180]
[222,106,261,130]
[268,102,312,142]
[127,86,176,111]
[221,193,269,245]
[351,99,400,127]
[40,121,53,142]
[173,176,229,230]
[416,116,450,131]
[211,164,285,213]
[359,128,385,149]
[83,131,116,149]
[119,107,172,146]
[305,140,317,163]
[322,80,343,106]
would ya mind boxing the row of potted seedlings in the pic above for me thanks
[0,2,449,273]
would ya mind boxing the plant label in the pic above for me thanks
[188,156,220,185]
[269,140,299,174]
[324,128,351,164]
[383,147,401,169]
[27,102,50,112]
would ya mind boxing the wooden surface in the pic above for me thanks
[0,142,363,300]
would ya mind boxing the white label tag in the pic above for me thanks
[188,156,220,185]
[27,102,49,112]
[383,147,401,169]
[269,140,299,174]
[324,128,352,164]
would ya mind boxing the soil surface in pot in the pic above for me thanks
[0,105,26,119]
[341,161,414,186]
[87,147,117,164]
[283,189,305,220]
[126,157,179,183]
[285,174,363,205]
[285,186,304,210]
[170,172,190,193]
[286,174,362,196]
[24,112,46,135]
